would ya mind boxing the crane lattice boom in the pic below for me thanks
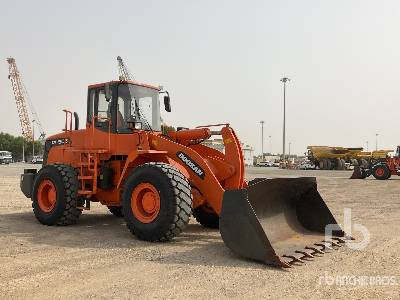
[6,57,33,141]
[117,56,133,80]
[7,57,45,141]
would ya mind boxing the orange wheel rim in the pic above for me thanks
[37,179,57,212]
[376,168,384,176]
[131,183,161,223]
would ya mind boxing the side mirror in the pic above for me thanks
[164,95,171,112]
[105,83,112,102]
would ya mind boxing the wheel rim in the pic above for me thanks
[37,179,57,212]
[131,183,161,223]
[376,167,384,177]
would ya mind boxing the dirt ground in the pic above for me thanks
[0,163,399,299]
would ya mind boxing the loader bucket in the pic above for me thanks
[350,166,369,179]
[219,177,348,267]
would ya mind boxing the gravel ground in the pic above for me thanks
[0,163,399,299]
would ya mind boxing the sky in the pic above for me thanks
[1,0,399,155]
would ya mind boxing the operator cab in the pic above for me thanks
[87,80,171,133]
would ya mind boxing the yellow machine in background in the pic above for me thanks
[307,146,392,170]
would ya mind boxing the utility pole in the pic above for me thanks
[260,121,265,160]
[289,142,291,157]
[268,135,272,154]
[32,119,35,159]
[375,133,379,151]
[280,77,290,166]
[22,141,25,163]
[366,141,369,151]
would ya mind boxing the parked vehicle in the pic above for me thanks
[298,162,315,170]
[351,146,400,180]
[256,161,274,167]
[31,156,43,164]
[0,151,12,164]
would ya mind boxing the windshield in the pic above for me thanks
[117,83,161,132]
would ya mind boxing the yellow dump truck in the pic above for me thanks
[307,146,392,170]
[307,146,361,170]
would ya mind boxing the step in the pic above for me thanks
[78,176,94,180]
[78,190,93,195]
[78,162,90,166]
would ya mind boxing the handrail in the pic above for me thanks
[62,109,73,146]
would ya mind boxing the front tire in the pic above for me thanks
[32,164,82,225]
[372,164,390,180]
[122,163,192,241]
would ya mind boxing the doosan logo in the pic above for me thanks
[176,151,205,179]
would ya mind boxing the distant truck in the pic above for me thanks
[307,146,391,170]
[0,151,13,164]
[307,146,363,170]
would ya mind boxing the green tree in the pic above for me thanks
[0,132,43,161]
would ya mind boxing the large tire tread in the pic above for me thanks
[32,164,82,226]
[123,162,192,242]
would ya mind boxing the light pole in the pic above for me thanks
[32,119,35,159]
[366,141,369,151]
[375,133,379,151]
[280,77,290,165]
[22,140,25,163]
[289,142,291,158]
[268,135,272,154]
[260,121,265,160]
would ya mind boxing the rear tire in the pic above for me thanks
[372,164,390,180]
[32,164,82,225]
[122,162,192,241]
[193,205,219,229]
[324,159,332,170]
[335,158,343,170]
[108,206,123,217]
[341,159,346,170]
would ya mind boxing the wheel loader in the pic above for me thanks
[20,79,351,267]
[351,146,399,180]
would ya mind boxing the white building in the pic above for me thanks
[241,143,254,166]
[202,139,254,166]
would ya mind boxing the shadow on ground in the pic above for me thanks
[0,211,279,271]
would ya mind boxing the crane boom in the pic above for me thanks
[7,57,33,141]
[117,56,133,80]
[7,57,45,141]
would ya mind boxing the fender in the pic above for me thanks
[117,149,168,188]
[149,134,226,214]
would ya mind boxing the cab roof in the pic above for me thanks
[88,80,161,91]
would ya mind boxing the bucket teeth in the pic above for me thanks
[332,237,346,244]
[315,242,334,250]
[295,250,314,259]
[282,255,305,265]
[305,246,325,255]
[323,240,341,247]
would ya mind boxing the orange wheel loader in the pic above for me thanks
[20,79,351,267]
